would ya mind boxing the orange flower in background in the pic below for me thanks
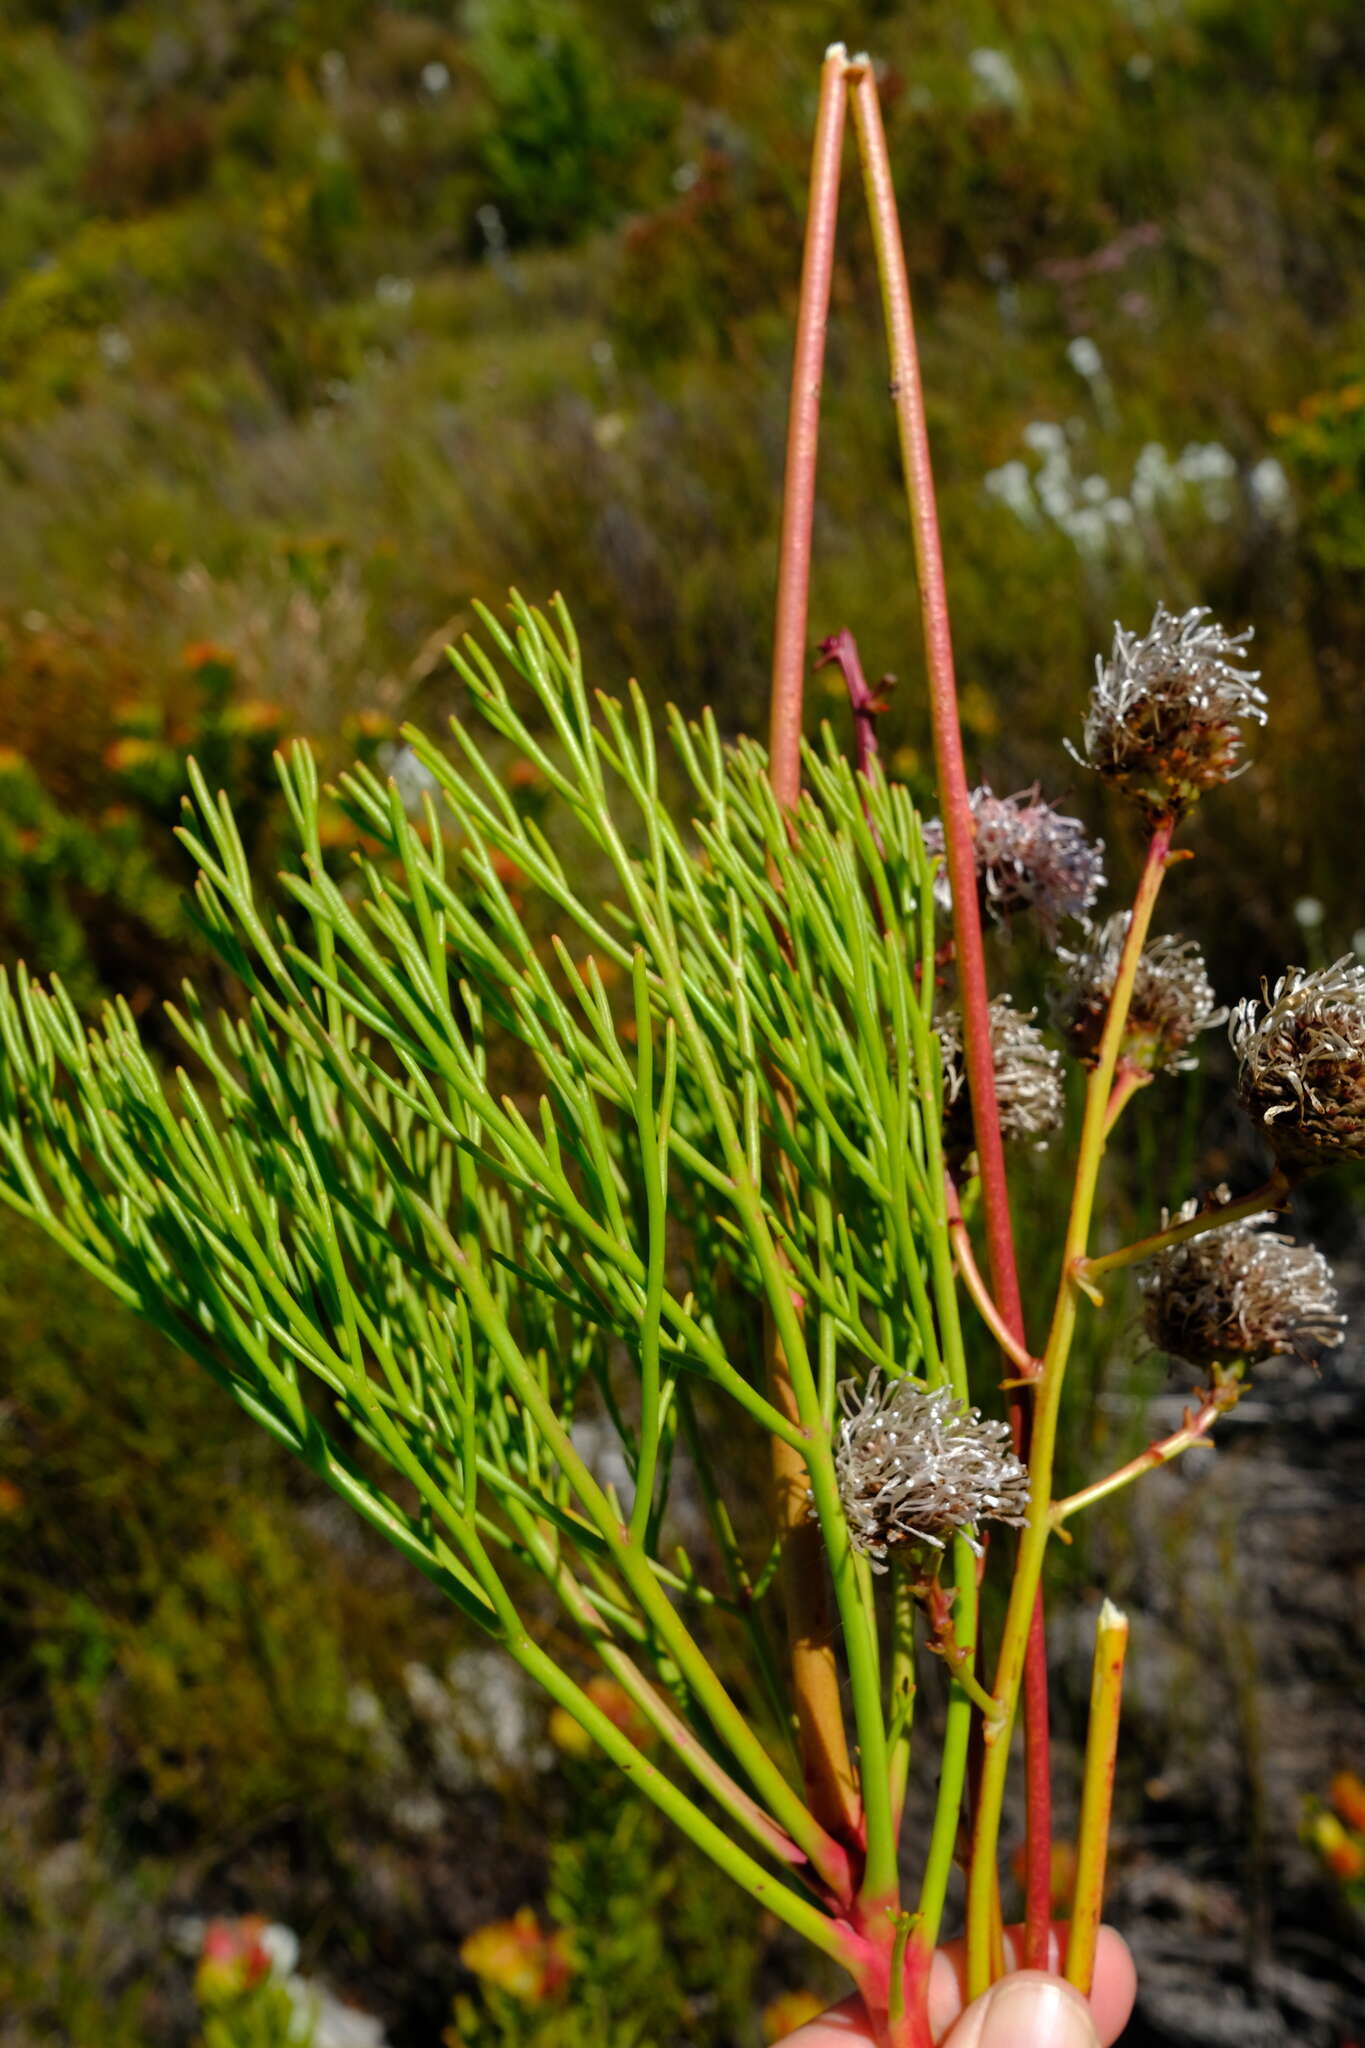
[548,1675,654,1757]
[489,850,527,892]
[1331,1771,1365,1833]
[104,735,163,775]
[1011,1837,1078,1915]
[1309,1810,1365,1884]
[224,699,286,736]
[459,1908,573,2006]
[182,640,234,673]
[195,1915,273,2002]
[763,1990,826,2041]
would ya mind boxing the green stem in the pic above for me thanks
[1066,1601,1129,1993]
[629,950,674,1543]
[436,1220,854,1897]
[499,1493,810,1875]
[1051,1369,1244,1525]
[964,817,1174,1994]
[459,1512,856,1964]
[1080,1171,1292,1284]
[915,1535,980,1945]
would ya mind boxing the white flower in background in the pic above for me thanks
[1249,456,1294,523]
[420,60,450,94]
[260,1923,302,1977]
[1067,336,1105,381]
[968,47,1026,111]
[180,1916,391,2048]
[988,393,1277,564]
[377,740,437,811]
[983,459,1039,525]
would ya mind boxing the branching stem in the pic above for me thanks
[1051,1367,1245,1525]
[1079,1170,1293,1284]
[946,1174,1039,1377]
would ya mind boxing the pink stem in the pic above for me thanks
[764,43,864,1854]
[815,627,894,782]
[769,45,850,809]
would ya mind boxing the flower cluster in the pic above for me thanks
[1232,958,1365,1171]
[1078,604,1264,819]
[461,1908,575,2007]
[834,1374,1030,1567]
[1054,913,1224,1074]
[922,784,1105,942]
[939,997,1065,1160]
[1140,1194,1345,1367]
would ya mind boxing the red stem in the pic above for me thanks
[848,64,1053,1967]
[764,43,864,1853]
[769,45,850,808]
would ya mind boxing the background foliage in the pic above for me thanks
[2,2,1364,2042]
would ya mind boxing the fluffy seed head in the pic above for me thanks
[1054,912,1225,1073]
[1078,604,1264,819]
[922,784,1105,943]
[1141,1193,1345,1366]
[834,1373,1031,1566]
[939,997,1065,1159]
[1232,957,1365,1170]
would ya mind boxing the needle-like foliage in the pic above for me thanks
[0,593,974,1955]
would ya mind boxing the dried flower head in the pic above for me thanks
[1078,604,1264,819]
[922,784,1105,943]
[1054,912,1225,1073]
[1232,957,1365,1170]
[834,1373,1030,1566]
[939,997,1065,1160]
[1141,1193,1345,1366]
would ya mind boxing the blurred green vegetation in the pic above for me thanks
[3,0,1365,2039]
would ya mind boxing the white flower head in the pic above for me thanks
[1232,957,1365,1170]
[938,996,1065,1158]
[1141,1194,1345,1367]
[835,1373,1030,1567]
[1055,913,1224,1074]
[922,784,1105,943]
[1078,604,1264,819]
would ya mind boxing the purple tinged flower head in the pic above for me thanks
[922,783,1105,944]
[1078,604,1265,819]
[1232,957,1365,1171]
[1141,1192,1345,1367]
[938,996,1065,1162]
[1054,912,1225,1074]
[834,1372,1030,1567]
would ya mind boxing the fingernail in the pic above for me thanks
[976,1975,1099,2048]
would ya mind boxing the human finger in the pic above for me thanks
[938,1971,1098,2048]
[771,1924,1136,2047]
[927,1924,1136,2044]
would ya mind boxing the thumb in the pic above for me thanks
[939,1972,1100,2048]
